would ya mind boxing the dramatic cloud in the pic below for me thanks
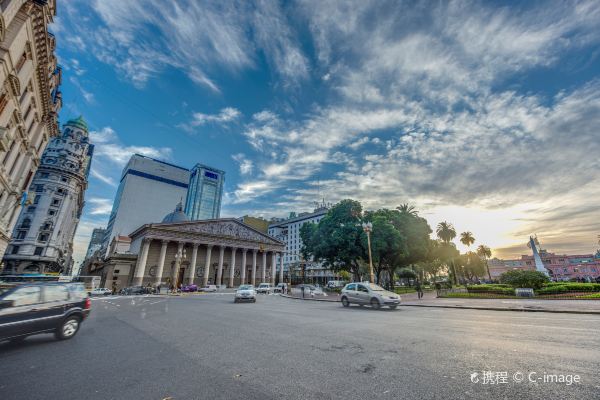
[179,107,242,132]
[87,198,113,216]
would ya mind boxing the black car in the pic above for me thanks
[0,282,91,343]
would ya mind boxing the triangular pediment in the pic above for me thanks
[155,219,283,246]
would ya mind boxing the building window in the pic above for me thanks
[51,198,60,207]
[41,222,52,231]
[40,172,49,179]
[34,247,43,256]
[33,194,41,204]
[48,209,56,216]
[16,230,26,240]
[56,188,65,195]
[60,176,69,183]
[20,218,31,228]
[35,184,44,193]
[38,233,49,242]
[11,245,19,254]
[27,206,36,212]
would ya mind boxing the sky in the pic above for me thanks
[50,0,600,267]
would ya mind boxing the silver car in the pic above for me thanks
[340,282,400,309]
[234,285,256,303]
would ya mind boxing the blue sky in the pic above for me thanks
[51,1,600,266]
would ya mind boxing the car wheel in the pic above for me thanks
[55,316,81,340]
[253,299,256,303]
[341,297,350,307]
[234,298,238,303]
[370,298,381,310]
[389,305,397,310]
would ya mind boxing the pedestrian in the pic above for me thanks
[111,282,117,296]
[156,284,161,294]
[416,280,423,299]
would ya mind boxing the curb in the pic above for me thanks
[399,303,600,315]
[279,294,600,314]
[280,294,340,302]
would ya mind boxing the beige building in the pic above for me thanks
[0,0,61,259]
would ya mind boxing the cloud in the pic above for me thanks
[90,127,173,166]
[69,77,94,104]
[57,0,309,90]
[87,198,113,216]
[232,153,254,175]
[90,169,116,187]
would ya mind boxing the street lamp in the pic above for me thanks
[362,222,374,284]
[173,247,187,293]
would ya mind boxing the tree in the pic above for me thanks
[499,270,549,289]
[460,231,475,249]
[396,267,417,286]
[436,222,456,244]
[396,203,418,216]
[436,222,458,284]
[455,252,486,282]
[300,199,366,280]
[476,245,492,281]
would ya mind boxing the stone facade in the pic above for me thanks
[127,218,285,289]
[0,0,61,259]
[2,116,93,275]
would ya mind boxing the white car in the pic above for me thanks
[90,287,112,296]
[234,285,256,303]
[256,283,272,294]
[200,285,218,292]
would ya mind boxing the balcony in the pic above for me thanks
[0,126,11,152]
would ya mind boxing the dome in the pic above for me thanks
[64,115,88,132]
[162,201,189,223]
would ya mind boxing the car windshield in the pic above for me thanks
[239,285,253,290]
[368,284,386,291]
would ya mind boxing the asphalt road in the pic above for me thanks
[1,294,599,400]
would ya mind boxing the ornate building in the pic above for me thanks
[0,0,62,258]
[2,116,93,275]
[84,205,286,290]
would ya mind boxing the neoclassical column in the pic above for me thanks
[203,245,213,286]
[228,247,237,288]
[154,240,169,285]
[240,249,248,284]
[216,245,225,286]
[132,238,151,286]
[271,252,277,286]
[172,242,184,288]
[251,249,257,286]
[188,243,199,284]
[261,251,267,283]
[279,253,284,284]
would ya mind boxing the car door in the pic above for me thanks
[40,285,70,331]
[344,284,357,302]
[0,286,42,340]
[356,284,370,304]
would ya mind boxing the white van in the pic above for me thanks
[327,280,345,288]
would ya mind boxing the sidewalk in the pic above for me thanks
[282,290,600,314]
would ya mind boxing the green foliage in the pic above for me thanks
[338,270,351,281]
[577,293,600,299]
[436,221,456,244]
[397,267,417,279]
[499,270,549,289]
[536,283,600,294]
[394,287,417,294]
[466,284,514,295]
[440,292,517,299]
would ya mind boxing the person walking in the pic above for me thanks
[416,280,424,299]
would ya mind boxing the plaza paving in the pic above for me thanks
[1,293,599,399]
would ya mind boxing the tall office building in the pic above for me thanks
[0,0,62,258]
[102,154,190,256]
[185,163,224,220]
[84,227,107,259]
[2,116,93,275]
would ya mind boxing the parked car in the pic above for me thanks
[327,280,346,289]
[200,285,217,292]
[119,286,147,295]
[274,283,288,293]
[234,285,256,303]
[181,284,198,292]
[297,284,324,296]
[90,287,112,296]
[256,283,272,294]
[340,282,400,309]
[0,282,91,343]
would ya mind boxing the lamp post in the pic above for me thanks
[173,247,187,293]
[362,222,374,284]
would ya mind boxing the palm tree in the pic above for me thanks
[436,221,456,244]
[477,245,492,282]
[436,221,457,284]
[460,231,475,249]
[397,203,418,216]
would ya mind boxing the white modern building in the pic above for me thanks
[101,154,190,256]
[268,204,341,284]
[84,227,106,259]
[185,163,224,220]
[2,116,93,275]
